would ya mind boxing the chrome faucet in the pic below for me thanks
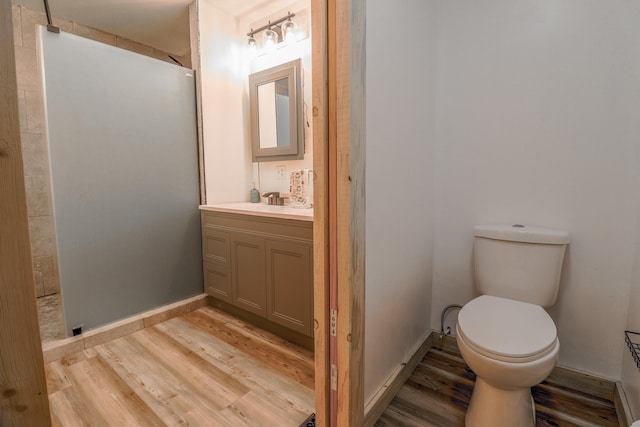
[262,192,287,206]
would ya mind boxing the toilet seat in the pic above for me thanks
[458,295,557,363]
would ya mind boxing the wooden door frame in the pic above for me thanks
[311,1,330,423]
[0,0,52,424]
[312,0,365,425]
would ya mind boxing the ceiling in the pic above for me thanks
[15,0,192,55]
[14,0,300,57]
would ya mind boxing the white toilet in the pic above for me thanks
[456,224,569,426]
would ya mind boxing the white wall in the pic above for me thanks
[199,0,252,203]
[198,0,312,203]
[365,0,438,404]
[431,0,640,380]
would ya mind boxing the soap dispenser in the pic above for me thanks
[250,183,260,203]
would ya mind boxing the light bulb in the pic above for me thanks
[282,19,297,45]
[248,35,257,57]
[263,28,278,52]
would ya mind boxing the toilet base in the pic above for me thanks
[466,377,535,427]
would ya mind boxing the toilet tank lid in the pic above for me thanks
[474,224,569,244]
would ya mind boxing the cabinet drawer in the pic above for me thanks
[204,263,232,303]
[202,210,312,241]
[203,228,231,267]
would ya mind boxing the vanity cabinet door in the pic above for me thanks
[230,232,267,317]
[266,240,312,336]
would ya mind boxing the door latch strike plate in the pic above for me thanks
[330,309,337,336]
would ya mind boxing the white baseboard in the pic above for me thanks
[363,332,434,427]
[615,382,635,427]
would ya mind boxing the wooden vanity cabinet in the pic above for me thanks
[201,210,313,337]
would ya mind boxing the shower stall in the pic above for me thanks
[38,27,202,336]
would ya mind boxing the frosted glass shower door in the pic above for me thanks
[39,27,202,335]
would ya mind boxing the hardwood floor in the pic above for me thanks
[46,309,619,426]
[45,306,315,426]
[375,337,619,427]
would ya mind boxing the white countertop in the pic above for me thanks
[199,202,313,222]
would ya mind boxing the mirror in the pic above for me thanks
[249,59,303,162]
[257,78,290,148]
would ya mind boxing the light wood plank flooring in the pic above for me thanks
[45,306,315,426]
[375,337,619,427]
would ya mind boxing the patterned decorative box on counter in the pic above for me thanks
[290,169,313,209]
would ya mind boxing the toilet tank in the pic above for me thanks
[474,224,569,307]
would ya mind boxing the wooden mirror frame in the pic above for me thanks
[249,58,304,162]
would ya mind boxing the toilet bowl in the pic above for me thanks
[456,295,560,427]
[459,224,569,425]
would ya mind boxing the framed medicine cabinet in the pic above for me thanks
[249,59,304,162]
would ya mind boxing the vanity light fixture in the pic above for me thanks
[246,12,297,54]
